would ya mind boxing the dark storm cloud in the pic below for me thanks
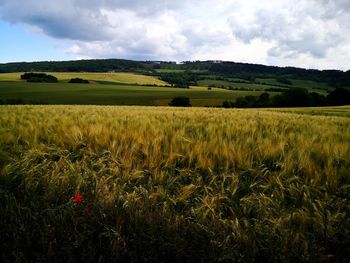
[0,0,110,40]
[0,0,186,40]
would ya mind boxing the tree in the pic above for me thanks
[327,88,350,106]
[255,93,271,107]
[273,88,311,107]
[21,72,58,83]
[169,97,191,107]
[222,101,234,108]
[69,78,89,84]
[310,92,327,106]
[276,77,292,85]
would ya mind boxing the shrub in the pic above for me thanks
[222,101,234,108]
[0,99,25,105]
[276,77,292,85]
[21,73,47,80]
[21,73,58,83]
[69,78,90,84]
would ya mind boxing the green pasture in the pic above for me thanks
[198,79,286,91]
[0,81,270,106]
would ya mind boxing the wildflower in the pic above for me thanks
[74,193,84,204]
[116,215,125,225]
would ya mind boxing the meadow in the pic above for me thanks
[0,79,271,107]
[197,78,332,94]
[0,71,336,107]
[0,105,349,262]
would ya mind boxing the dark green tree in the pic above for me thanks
[169,97,191,107]
[327,88,350,106]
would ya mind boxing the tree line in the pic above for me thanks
[222,88,350,108]
[209,62,350,87]
[1,59,349,88]
[0,59,145,73]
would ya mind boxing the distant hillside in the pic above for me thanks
[0,59,145,73]
[0,59,349,87]
[207,62,350,87]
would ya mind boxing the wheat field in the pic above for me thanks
[0,72,168,86]
[0,105,349,262]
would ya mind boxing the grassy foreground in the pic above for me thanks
[0,105,349,262]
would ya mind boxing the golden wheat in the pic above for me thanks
[0,105,349,261]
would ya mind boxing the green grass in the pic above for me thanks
[291,79,332,90]
[265,105,350,118]
[0,105,349,262]
[256,78,333,92]
[198,78,286,91]
[0,72,168,86]
[156,69,208,73]
[225,82,283,90]
[155,69,187,73]
[0,81,271,106]
[200,77,334,94]
[198,79,239,87]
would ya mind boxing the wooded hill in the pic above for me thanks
[0,59,349,88]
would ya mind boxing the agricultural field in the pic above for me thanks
[0,71,340,107]
[0,79,271,107]
[255,78,333,93]
[155,69,209,74]
[198,77,333,94]
[266,105,350,117]
[0,72,168,86]
[197,78,277,90]
[197,79,245,88]
[155,69,188,73]
[0,105,349,262]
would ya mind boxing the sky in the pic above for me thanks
[0,0,350,70]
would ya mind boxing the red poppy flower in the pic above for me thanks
[74,193,84,204]
[116,216,125,225]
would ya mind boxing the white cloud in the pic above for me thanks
[0,0,350,69]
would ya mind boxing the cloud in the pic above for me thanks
[0,0,350,69]
[63,10,189,60]
[0,0,192,40]
[228,0,348,59]
[320,0,350,13]
[0,1,111,40]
